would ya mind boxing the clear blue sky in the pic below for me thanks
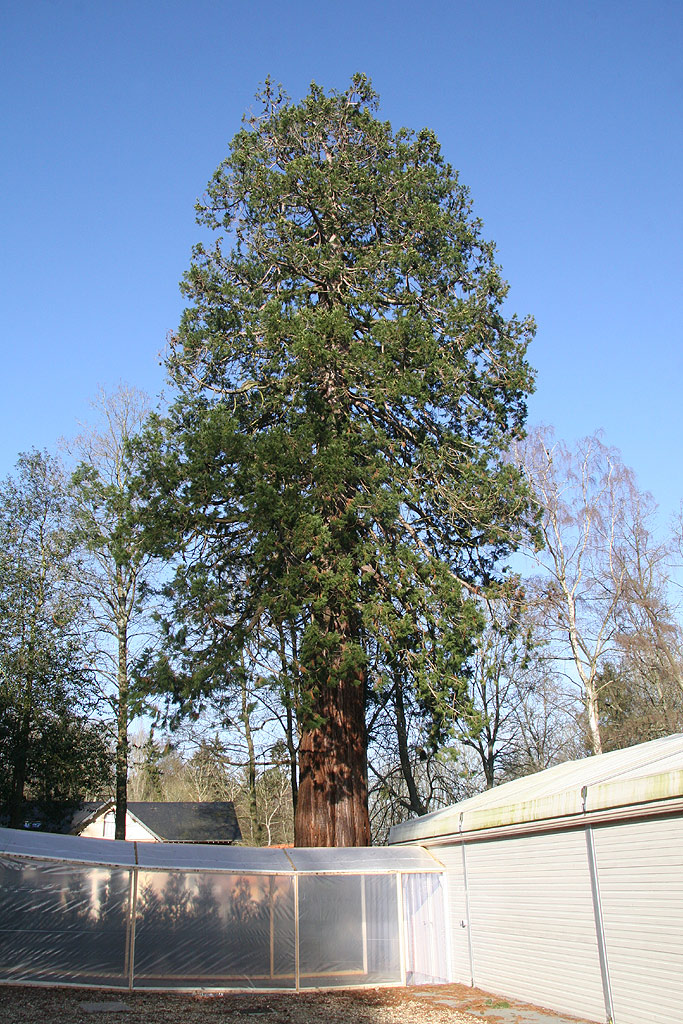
[2,1,681,523]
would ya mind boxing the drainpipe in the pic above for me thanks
[582,785,615,1024]
[459,812,475,988]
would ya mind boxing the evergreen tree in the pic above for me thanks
[0,451,109,825]
[141,76,535,845]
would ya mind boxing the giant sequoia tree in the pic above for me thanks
[143,77,535,845]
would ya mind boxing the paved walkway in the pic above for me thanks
[410,984,596,1024]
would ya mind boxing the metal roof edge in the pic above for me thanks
[390,794,683,847]
[388,768,683,844]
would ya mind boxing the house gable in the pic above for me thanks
[76,802,159,842]
[72,801,241,843]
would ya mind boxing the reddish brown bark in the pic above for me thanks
[294,672,370,847]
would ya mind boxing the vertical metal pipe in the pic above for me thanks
[293,873,300,992]
[585,824,615,1024]
[460,815,475,988]
[396,872,407,987]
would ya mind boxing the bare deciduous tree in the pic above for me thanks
[67,385,159,839]
[517,428,639,755]
[453,583,535,788]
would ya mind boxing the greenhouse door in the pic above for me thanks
[402,873,449,985]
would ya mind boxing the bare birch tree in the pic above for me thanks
[595,490,683,746]
[517,428,638,755]
[451,584,535,787]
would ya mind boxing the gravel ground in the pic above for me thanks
[0,985,483,1024]
[0,983,598,1024]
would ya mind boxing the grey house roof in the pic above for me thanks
[73,801,242,843]
[130,801,242,843]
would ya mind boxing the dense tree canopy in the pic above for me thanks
[140,76,536,845]
[0,451,111,826]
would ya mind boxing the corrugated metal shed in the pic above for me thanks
[389,735,683,1024]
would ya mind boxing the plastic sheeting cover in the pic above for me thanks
[0,832,448,991]
[288,846,442,873]
[133,870,296,989]
[0,857,131,986]
[134,843,293,873]
[0,827,442,874]
[403,873,449,985]
[298,873,401,987]
[0,827,137,867]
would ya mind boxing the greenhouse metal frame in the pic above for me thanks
[0,828,449,992]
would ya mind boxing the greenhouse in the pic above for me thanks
[0,827,449,991]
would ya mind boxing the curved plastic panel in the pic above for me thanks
[288,845,442,872]
[0,856,131,986]
[0,831,447,990]
[0,826,136,867]
[134,842,293,872]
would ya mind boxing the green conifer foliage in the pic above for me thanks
[144,76,535,845]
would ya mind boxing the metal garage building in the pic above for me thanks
[389,734,683,1024]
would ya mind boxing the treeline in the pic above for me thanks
[2,406,680,844]
[2,78,681,846]
[0,387,155,834]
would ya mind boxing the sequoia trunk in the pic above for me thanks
[294,671,370,846]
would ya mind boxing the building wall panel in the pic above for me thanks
[80,813,155,842]
[424,844,472,984]
[593,814,683,1024]
[432,831,606,1023]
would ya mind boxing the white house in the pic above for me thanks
[73,800,242,843]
